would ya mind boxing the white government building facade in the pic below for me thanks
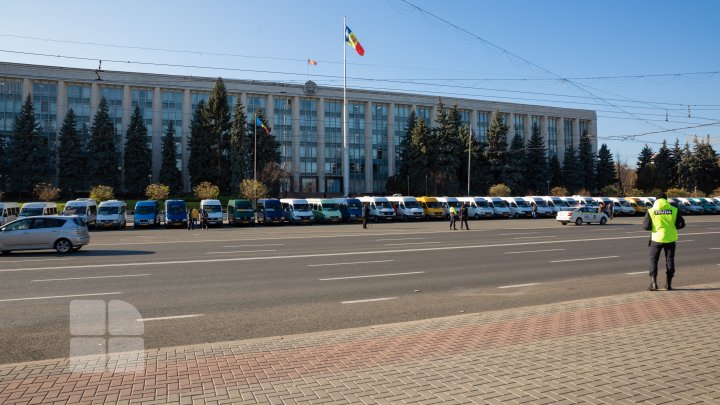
[0,62,597,194]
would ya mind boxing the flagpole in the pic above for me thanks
[342,16,350,197]
[254,114,257,200]
[467,125,471,196]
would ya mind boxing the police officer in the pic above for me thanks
[449,205,458,230]
[362,202,370,229]
[642,193,685,291]
[460,203,470,230]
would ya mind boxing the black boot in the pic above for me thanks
[665,276,673,291]
[648,276,659,291]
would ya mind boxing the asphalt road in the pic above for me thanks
[1,215,719,364]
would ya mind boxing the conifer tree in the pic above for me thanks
[394,110,419,191]
[485,110,509,186]
[57,108,86,195]
[653,140,673,191]
[595,143,617,192]
[123,105,152,195]
[229,100,250,193]
[577,131,596,192]
[548,155,563,190]
[692,136,719,195]
[670,139,682,188]
[87,98,120,189]
[524,124,548,194]
[187,101,214,187]
[504,132,526,194]
[9,95,49,193]
[676,142,695,192]
[0,134,6,192]
[249,110,281,194]
[206,78,232,191]
[635,145,656,193]
[159,121,183,194]
[561,145,581,194]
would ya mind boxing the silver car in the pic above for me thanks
[0,215,90,254]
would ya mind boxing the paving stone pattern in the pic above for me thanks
[1,284,719,404]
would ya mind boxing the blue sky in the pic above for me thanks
[2,0,719,165]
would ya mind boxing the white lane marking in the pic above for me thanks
[342,297,398,304]
[221,244,284,248]
[550,256,620,263]
[513,236,556,240]
[711,247,720,250]
[309,260,395,267]
[505,248,565,255]
[707,227,720,230]
[375,237,426,241]
[207,249,277,254]
[3,231,720,273]
[626,271,647,275]
[499,232,538,236]
[0,258,73,264]
[137,314,202,322]
[32,274,151,282]
[320,271,424,281]
[384,242,441,246]
[0,292,121,303]
[498,283,541,289]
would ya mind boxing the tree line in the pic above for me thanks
[0,77,282,199]
[387,99,618,197]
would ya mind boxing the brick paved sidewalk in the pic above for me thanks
[1,284,719,404]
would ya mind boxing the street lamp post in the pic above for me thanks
[547,180,551,195]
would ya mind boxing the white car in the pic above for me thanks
[556,206,609,226]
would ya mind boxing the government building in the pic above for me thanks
[0,62,597,194]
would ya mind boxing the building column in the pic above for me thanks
[55,81,66,182]
[364,101,373,193]
[182,89,192,191]
[523,114,531,140]
[121,85,131,166]
[557,117,566,158]
[387,102,395,176]
[291,96,301,193]
[507,112,515,142]
[151,87,163,182]
[90,83,100,118]
[267,94,274,124]
[22,78,31,100]
[470,110,478,140]
[317,97,326,193]
[541,116,550,157]
[573,118,580,144]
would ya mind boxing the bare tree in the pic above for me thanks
[33,182,61,202]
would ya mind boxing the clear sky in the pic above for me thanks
[2,0,718,165]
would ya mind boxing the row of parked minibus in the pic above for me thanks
[2,194,718,230]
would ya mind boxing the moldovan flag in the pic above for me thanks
[345,26,365,56]
[308,59,318,66]
[256,116,270,134]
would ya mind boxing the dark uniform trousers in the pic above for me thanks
[649,241,676,279]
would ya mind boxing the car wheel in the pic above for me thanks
[561,222,567,225]
[73,246,82,251]
[55,238,73,254]
[600,217,607,225]
[575,218,583,226]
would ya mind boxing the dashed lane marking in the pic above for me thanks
[320,271,424,281]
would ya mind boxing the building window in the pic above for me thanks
[246,94,266,122]
[514,115,525,141]
[416,106,432,127]
[531,115,541,135]
[477,111,489,144]
[394,104,410,168]
[460,110,471,128]
[349,102,365,194]
[32,81,58,170]
[579,119,589,137]
[324,100,342,176]
[274,97,293,167]
[131,88,153,148]
[191,92,209,114]
[299,98,317,174]
[161,90,183,169]
[564,118,574,149]
[548,118,558,157]
[99,86,123,150]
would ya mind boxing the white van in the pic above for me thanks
[523,197,554,217]
[19,202,58,218]
[457,197,494,219]
[436,197,462,219]
[63,198,98,227]
[502,197,532,218]
[96,200,127,230]
[200,199,224,226]
[387,196,425,221]
[608,197,636,216]
[0,202,20,225]
[358,196,396,221]
[482,197,511,218]
[280,198,315,224]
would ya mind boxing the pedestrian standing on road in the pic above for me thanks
[362,202,370,229]
[449,206,458,230]
[643,193,685,291]
[186,208,194,230]
[598,201,605,214]
[192,207,199,228]
[201,208,209,230]
[531,202,537,219]
[460,203,470,230]
[609,202,615,220]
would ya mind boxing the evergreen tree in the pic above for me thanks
[524,124,548,194]
[595,143,617,192]
[692,135,719,195]
[504,132,526,194]
[187,100,214,187]
[406,117,431,195]
[471,140,492,195]
[653,140,673,191]
[635,145,656,193]
[159,121,183,193]
[670,139,682,188]
[394,110,419,193]
[123,105,152,195]
[87,98,120,189]
[485,110,509,186]
[0,134,6,192]
[206,78,232,191]
[577,130,596,192]
[57,108,86,195]
[548,155,563,191]
[8,95,49,193]
[561,145,582,193]
[676,142,695,191]
[229,100,250,193]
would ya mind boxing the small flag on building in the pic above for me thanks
[308,59,318,66]
[345,26,365,56]
[256,116,271,135]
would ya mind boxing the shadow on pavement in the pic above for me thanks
[1,250,155,258]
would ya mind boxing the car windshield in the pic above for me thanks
[515,201,529,207]
[347,201,362,209]
[475,201,488,207]
[404,201,420,208]
[64,206,86,215]
[234,201,252,209]
[619,201,631,206]
[167,205,185,214]
[323,203,339,211]
[293,204,310,211]
[376,201,392,209]
[135,206,156,215]
[493,201,508,208]
[98,206,119,215]
[534,201,547,207]
[204,205,222,213]
[424,201,440,208]
[20,208,43,216]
